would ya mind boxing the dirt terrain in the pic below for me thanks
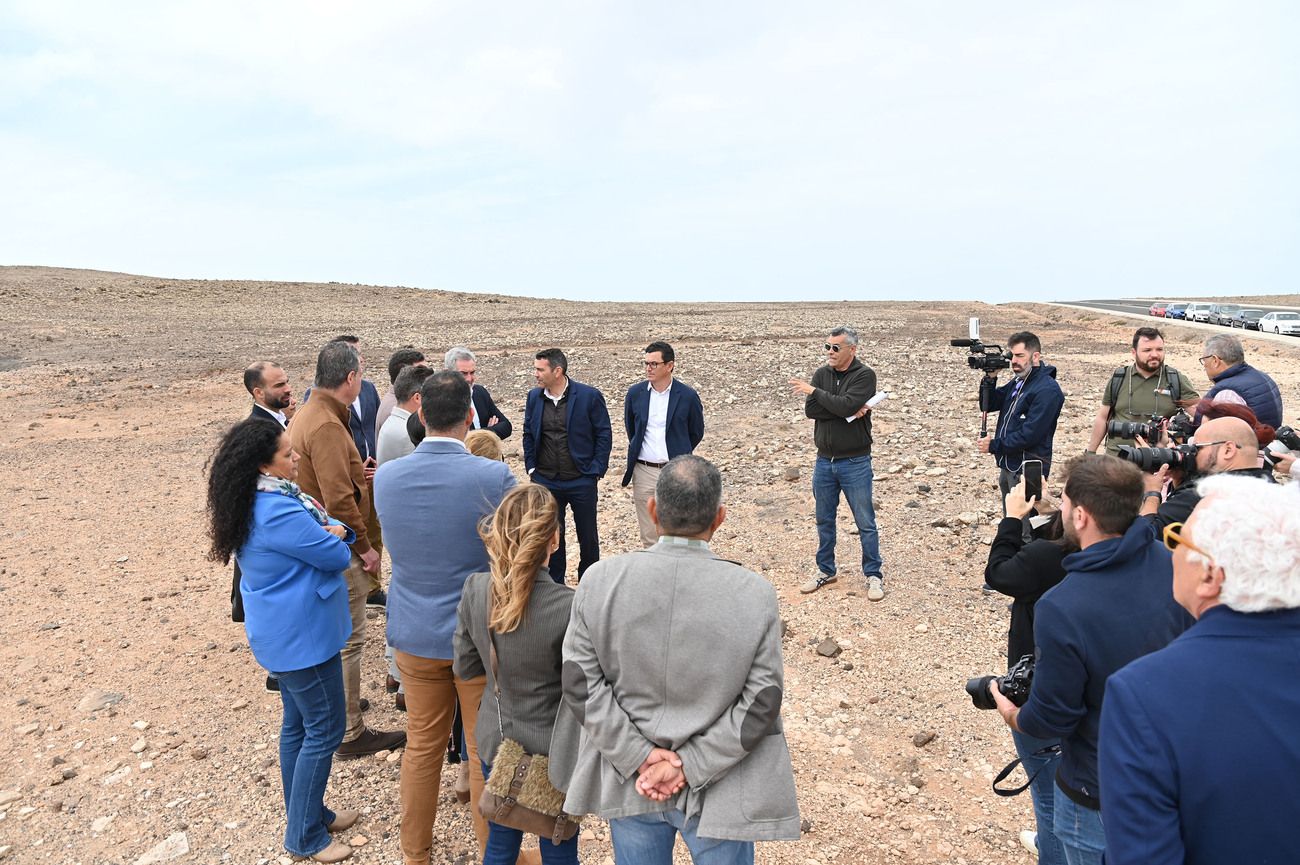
[1,266,1296,865]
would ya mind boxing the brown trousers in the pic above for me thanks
[393,652,487,865]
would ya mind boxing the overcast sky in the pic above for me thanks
[2,2,1296,302]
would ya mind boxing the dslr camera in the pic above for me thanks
[951,317,1010,373]
[966,654,1034,710]
[1116,443,1196,472]
[1106,410,1195,444]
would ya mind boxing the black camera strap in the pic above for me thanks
[991,743,1061,797]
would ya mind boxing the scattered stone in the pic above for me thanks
[15,722,40,735]
[0,846,9,859]
[76,689,124,713]
[190,747,209,760]
[916,483,931,493]
[38,622,60,631]
[783,466,801,481]
[580,829,597,842]
[800,818,812,833]
[92,814,115,832]
[134,831,189,864]
[905,500,920,508]
[230,698,249,710]
[915,622,929,633]
[132,720,150,731]
[385,750,402,764]
[131,738,147,753]
[912,730,937,748]
[841,662,854,671]
[814,638,842,658]
[838,700,852,709]
[349,835,369,847]
[0,790,21,809]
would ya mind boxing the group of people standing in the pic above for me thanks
[975,324,1298,865]
[207,329,881,865]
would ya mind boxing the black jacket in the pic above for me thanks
[985,517,1068,668]
[804,359,875,458]
[472,385,512,440]
[1147,466,1276,531]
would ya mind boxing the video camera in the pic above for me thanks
[950,318,1010,374]
[966,654,1034,710]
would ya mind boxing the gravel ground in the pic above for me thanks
[2,266,1297,865]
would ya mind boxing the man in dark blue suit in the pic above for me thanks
[444,346,512,440]
[621,341,705,546]
[523,348,612,582]
[1099,474,1300,865]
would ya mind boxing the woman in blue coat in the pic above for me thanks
[206,420,358,864]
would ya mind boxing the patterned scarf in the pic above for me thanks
[256,474,329,526]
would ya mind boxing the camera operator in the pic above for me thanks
[976,332,1065,506]
[989,455,1190,865]
[983,477,1072,864]
[1139,413,1275,531]
[1086,327,1199,456]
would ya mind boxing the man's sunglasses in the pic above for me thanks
[824,343,853,353]
[1162,521,1211,559]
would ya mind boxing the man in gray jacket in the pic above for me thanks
[549,455,800,864]
[789,325,883,599]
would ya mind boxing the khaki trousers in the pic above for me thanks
[631,461,662,548]
[340,554,369,743]
[364,479,383,594]
[394,652,488,865]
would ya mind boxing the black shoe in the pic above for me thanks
[336,727,406,758]
[359,697,370,712]
[395,693,406,713]
[266,675,280,693]
[366,590,387,610]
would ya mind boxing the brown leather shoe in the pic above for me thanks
[327,809,360,833]
[291,840,353,863]
[385,674,400,694]
[335,727,406,759]
[395,692,406,712]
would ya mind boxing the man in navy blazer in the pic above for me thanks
[523,348,612,582]
[373,370,517,862]
[1099,474,1300,865]
[444,346,512,439]
[622,341,705,546]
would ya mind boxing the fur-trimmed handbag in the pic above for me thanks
[477,602,582,845]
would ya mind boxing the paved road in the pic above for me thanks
[1044,298,1300,344]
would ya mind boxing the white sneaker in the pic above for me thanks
[866,575,885,601]
[1019,829,1038,856]
[799,573,837,594]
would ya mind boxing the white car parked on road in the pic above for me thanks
[1258,311,1300,335]
[1183,303,1214,322]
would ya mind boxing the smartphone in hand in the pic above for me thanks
[1022,460,1043,503]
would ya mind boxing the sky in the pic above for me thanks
[1,1,1297,303]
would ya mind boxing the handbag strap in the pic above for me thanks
[485,590,506,742]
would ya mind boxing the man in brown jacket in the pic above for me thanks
[290,340,406,757]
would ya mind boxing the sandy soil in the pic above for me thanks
[1,266,1296,865]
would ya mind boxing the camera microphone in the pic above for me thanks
[950,339,976,347]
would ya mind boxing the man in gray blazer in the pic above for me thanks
[549,455,800,864]
[374,370,517,865]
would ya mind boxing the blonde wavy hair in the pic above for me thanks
[479,484,559,633]
[466,429,504,461]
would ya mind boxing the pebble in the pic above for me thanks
[76,689,124,713]
[350,835,369,847]
[815,638,842,658]
[132,720,150,731]
[131,738,148,754]
[915,623,929,633]
[135,831,190,863]
[385,750,402,764]
[0,790,21,809]
[190,747,209,760]
[91,815,115,832]
[230,698,249,710]
[15,723,39,735]
[912,730,937,748]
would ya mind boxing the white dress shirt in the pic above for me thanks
[376,406,415,466]
[638,381,672,464]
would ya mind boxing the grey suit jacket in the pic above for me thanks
[548,540,800,841]
[454,567,574,765]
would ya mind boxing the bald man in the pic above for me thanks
[1139,416,1274,530]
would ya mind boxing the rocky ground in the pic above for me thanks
[2,266,1297,865]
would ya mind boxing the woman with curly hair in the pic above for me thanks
[207,419,359,864]
[453,484,578,865]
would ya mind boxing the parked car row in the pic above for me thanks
[1148,301,1300,334]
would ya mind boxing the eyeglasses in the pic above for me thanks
[643,361,670,369]
[1162,521,1212,559]
[824,342,853,353]
[1198,355,1217,365]
[1189,440,1228,450]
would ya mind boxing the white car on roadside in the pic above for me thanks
[1183,302,1215,322]
[1258,311,1300,335]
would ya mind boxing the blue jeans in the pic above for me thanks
[1012,729,1066,865]
[813,455,882,578]
[1053,787,1104,865]
[274,653,346,857]
[610,809,752,865]
[534,475,600,582]
[480,761,580,865]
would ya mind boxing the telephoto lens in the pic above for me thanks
[1116,444,1195,472]
[965,655,1035,710]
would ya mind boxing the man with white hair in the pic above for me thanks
[1099,474,1300,864]
[445,346,512,439]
